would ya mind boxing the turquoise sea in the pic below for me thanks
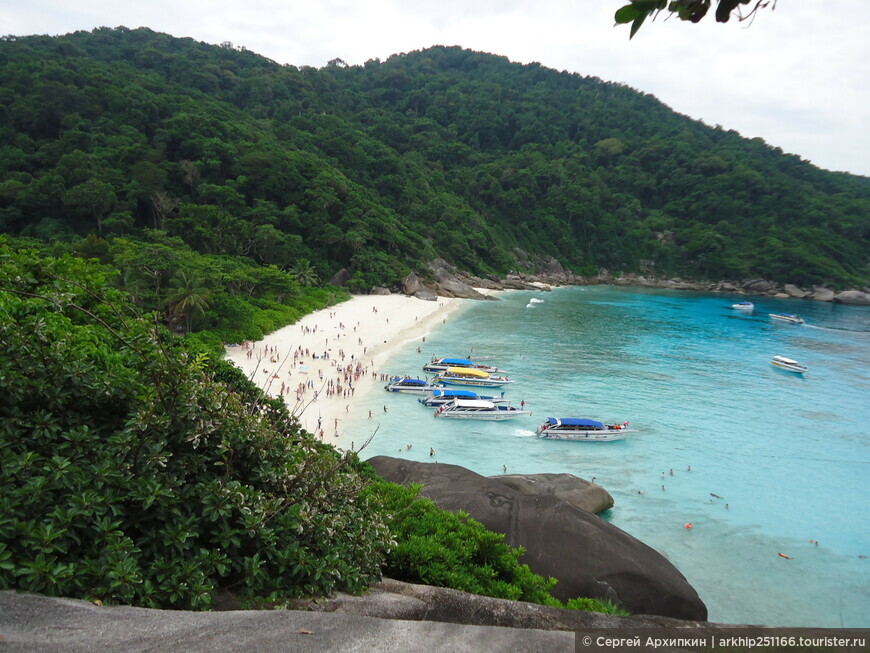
[346,286,869,627]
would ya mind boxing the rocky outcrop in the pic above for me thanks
[810,286,836,302]
[402,272,423,296]
[0,590,576,653]
[833,290,870,305]
[414,290,438,302]
[294,578,726,629]
[368,457,707,621]
[783,284,809,299]
[369,286,392,295]
[329,268,351,287]
[491,473,614,514]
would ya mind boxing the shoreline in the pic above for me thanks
[223,291,501,450]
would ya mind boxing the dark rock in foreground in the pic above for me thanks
[368,456,707,621]
[491,472,614,514]
[0,590,574,653]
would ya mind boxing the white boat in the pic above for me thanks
[731,301,755,311]
[435,366,514,388]
[422,357,506,374]
[434,399,530,421]
[536,418,635,442]
[770,356,808,374]
[769,313,805,325]
[384,377,444,393]
[419,389,507,406]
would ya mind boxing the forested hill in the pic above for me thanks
[1,27,868,290]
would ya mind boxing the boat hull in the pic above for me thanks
[770,361,806,374]
[436,377,513,388]
[536,428,634,442]
[384,384,444,394]
[435,409,530,421]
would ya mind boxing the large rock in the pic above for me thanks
[0,590,574,653]
[294,578,731,629]
[369,286,392,296]
[783,284,808,299]
[491,473,614,514]
[368,457,707,621]
[402,272,423,296]
[811,286,835,302]
[833,290,870,305]
[414,290,438,302]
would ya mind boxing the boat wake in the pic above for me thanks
[512,429,537,437]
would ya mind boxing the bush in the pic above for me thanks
[0,245,390,609]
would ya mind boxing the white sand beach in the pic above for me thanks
[223,293,488,451]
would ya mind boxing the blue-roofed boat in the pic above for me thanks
[535,418,636,442]
[423,357,506,374]
[434,367,514,388]
[769,313,805,325]
[384,377,444,394]
[731,301,755,311]
[418,389,507,406]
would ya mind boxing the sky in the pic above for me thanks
[5,1,869,177]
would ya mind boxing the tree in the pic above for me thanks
[615,0,776,38]
[289,259,319,287]
[163,269,211,332]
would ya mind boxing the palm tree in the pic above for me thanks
[163,270,211,333]
[289,259,319,287]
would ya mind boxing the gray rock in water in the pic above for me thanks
[811,286,835,302]
[833,290,870,305]
[783,284,808,299]
[368,457,707,621]
[491,473,614,514]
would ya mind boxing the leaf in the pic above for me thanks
[630,12,649,38]
[614,5,643,23]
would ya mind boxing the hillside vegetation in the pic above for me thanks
[1,27,868,293]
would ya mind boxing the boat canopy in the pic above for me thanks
[450,399,496,409]
[445,367,489,378]
[395,378,428,386]
[771,356,799,365]
[440,357,473,366]
[546,417,605,428]
[430,389,478,398]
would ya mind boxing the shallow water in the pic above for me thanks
[346,286,870,626]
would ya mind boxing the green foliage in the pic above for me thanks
[0,244,388,609]
[615,0,774,38]
[1,28,868,290]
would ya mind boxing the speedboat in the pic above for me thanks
[731,301,755,311]
[536,418,636,442]
[423,357,506,374]
[770,356,807,374]
[384,377,444,393]
[769,313,805,325]
[419,389,507,406]
[434,399,530,421]
[434,367,514,388]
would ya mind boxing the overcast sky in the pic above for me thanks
[5,1,869,177]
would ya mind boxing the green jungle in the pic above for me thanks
[0,27,867,615]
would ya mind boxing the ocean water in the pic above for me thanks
[346,286,870,627]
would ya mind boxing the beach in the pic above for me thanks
[223,293,482,450]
